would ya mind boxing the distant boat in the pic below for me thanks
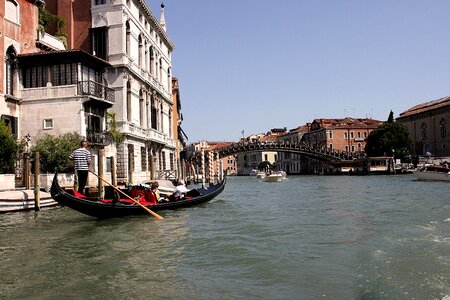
[263,173,283,182]
[413,164,450,181]
[255,171,266,179]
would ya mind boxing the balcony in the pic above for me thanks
[86,130,109,146]
[78,81,115,104]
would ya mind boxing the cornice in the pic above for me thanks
[136,0,175,51]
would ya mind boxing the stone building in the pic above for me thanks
[397,96,450,157]
[45,0,180,184]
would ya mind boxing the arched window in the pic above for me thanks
[151,97,157,130]
[138,35,143,67]
[5,46,17,96]
[421,123,427,140]
[149,46,154,75]
[440,118,447,138]
[168,108,172,138]
[126,81,132,122]
[139,89,144,127]
[125,21,130,55]
[5,0,19,24]
[160,103,164,132]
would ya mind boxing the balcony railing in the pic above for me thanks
[78,80,115,103]
[86,130,109,146]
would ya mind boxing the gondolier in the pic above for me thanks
[69,141,91,194]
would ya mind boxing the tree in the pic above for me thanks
[31,132,83,173]
[258,161,273,171]
[0,121,18,173]
[365,111,411,159]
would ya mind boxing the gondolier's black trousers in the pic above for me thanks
[77,170,88,194]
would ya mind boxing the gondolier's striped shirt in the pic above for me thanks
[69,148,92,171]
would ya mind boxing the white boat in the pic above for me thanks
[263,173,283,182]
[413,164,450,181]
[0,190,57,213]
[255,171,266,179]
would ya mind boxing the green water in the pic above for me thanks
[0,175,449,299]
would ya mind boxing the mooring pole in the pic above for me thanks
[24,153,30,189]
[34,152,40,211]
[98,149,105,198]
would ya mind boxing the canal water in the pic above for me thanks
[0,175,449,299]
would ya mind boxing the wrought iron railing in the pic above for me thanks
[86,130,109,145]
[78,80,115,103]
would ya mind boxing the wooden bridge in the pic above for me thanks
[215,141,363,162]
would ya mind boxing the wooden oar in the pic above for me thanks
[89,171,164,220]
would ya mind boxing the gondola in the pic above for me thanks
[50,172,226,218]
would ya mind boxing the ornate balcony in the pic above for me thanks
[86,129,109,146]
[78,80,115,104]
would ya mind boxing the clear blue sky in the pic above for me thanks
[148,0,450,142]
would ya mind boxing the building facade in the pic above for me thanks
[302,118,383,153]
[397,96,450,157]
[275,124,309,174]
[1,0,44,137]
[45,0,179,184]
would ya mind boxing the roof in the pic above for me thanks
[398,96,450,119]
[310,117,383,130]
[18,49,112,69]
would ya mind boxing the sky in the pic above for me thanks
[147,0,450,142]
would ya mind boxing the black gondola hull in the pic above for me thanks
[50,173,226,218]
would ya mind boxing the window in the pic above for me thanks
[138,35,143,67]
[126,21,130,55]
[440,118,447,138]
[94,0,106,4]
[351,146,355,152]
[5,0,19,24]
[127,81,132,122]
[43,119,53,130]
[1,115,17,137]
[358,143,362,151]
[344,132,348,139]
[350,132,354,139]
[357,132,361,138]
[141,147,147,171]
[5,46,17,95]
[139,90,144,127]
[421,123,427,140]
[91,26,108,59]
[345,145,349,152]
[51,63,77,86]
[329,144,333,151]
[364,132,367,138]
[23,66,48,88]
[329,130,333,139]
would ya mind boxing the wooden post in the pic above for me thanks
[201,148,206,189]
[98,149,105,198]
[34,152,40,211]
[111,156,117,186]
[24,153,30,189]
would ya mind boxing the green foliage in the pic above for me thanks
[258,161,273,171]
[106,112,124,146]
[38,7,67,47]
[365,112,411,159]
[31,132,82,173]
[0,122,18,174]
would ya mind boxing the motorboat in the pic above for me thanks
[413,164,450,181]
[263,173,283,182]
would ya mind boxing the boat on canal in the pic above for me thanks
[50,172,227,218]
[0,190,57,213]
[263,173,283,182]
[413,164,450,181]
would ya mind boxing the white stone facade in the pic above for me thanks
[91,0,177,183]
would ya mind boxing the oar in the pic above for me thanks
[89,171,164,220]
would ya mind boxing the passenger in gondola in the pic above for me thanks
[168,179,189,201]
